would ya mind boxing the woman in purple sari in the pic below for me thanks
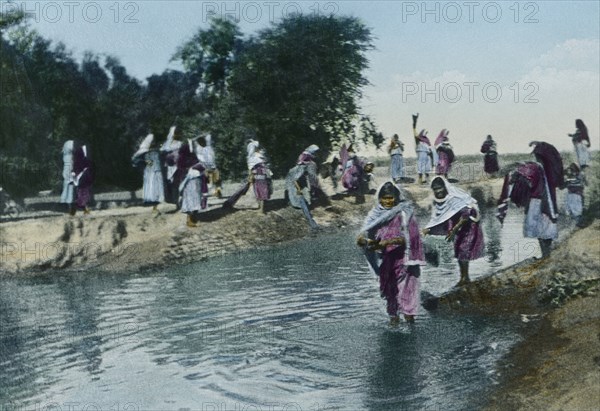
[223,139,273,213]
[357,182,425,324]
[72,143,94,215]
[435,129,455,178]
[422,177,484,286]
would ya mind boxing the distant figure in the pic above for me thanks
[564,163,584,227]
[161,126,183,206]
[223,139,273,213]
[568,119,591,172]
[132,133,164,214]
[178,140,208,227]
[285,145,328,229]
[497,141,564,258]
[357,181,425,324]
[341,144,370,203]
[388,134,405,183]
[412,114,436,184]
[480,135,500,176]
[60,140,76,215]
[195,134,222,199]
[422,177,484,286]
[434,129,455,178]
[72,143,94,215]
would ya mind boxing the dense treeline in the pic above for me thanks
[0,10,382,198]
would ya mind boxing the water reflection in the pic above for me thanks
[483,209,502,266]
[365,329,424,410]
[55,276,103,376]
[0,212,535,409]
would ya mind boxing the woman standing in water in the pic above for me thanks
[357,182,425,324]
[422,177,484,286]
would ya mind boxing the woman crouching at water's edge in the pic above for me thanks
[357,182,425,325]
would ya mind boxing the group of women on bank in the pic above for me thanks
[363,118,591,325]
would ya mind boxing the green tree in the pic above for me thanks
[229,14,379,175]
[173,17,241,100]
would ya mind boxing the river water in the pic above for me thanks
[0,211,568,411]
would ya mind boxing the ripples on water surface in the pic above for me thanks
[1,211,560,410]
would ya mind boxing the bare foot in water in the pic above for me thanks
[404,315,415,323]
[389,316,400,326]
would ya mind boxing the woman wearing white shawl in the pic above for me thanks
[194,134,222,199]
[60,140,76,214]
[422,176,484,286]
[178,139,208,227]
[132,133,164,213]
[357,181,425,324]
[222,139,273,212]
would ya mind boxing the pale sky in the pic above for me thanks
[6,0,600,156]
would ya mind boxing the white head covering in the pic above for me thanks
[161,126,182,152]
[63,140,74,153]
[247,140,266,170]
[247,139,260,158]
[360,181,415,276]
[361,181,411,233]
[133,134,154,157]
[425,176,479,228]
[305,144,319,155]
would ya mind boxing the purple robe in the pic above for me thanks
[497,161,558,239]
[252,163,272,201]
[531,142,564,212]
[425,177,484,261]
[342,156,366,192]
[480,140,499,173]
[73,146,93,209]
[362,202,425,317]
[427,207,485,261]
[435,145,454,175]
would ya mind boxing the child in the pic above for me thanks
[565,163,584,227]
[357,181,425,324]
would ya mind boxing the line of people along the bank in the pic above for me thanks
[58,117,591,322]
[59,116,590,230]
